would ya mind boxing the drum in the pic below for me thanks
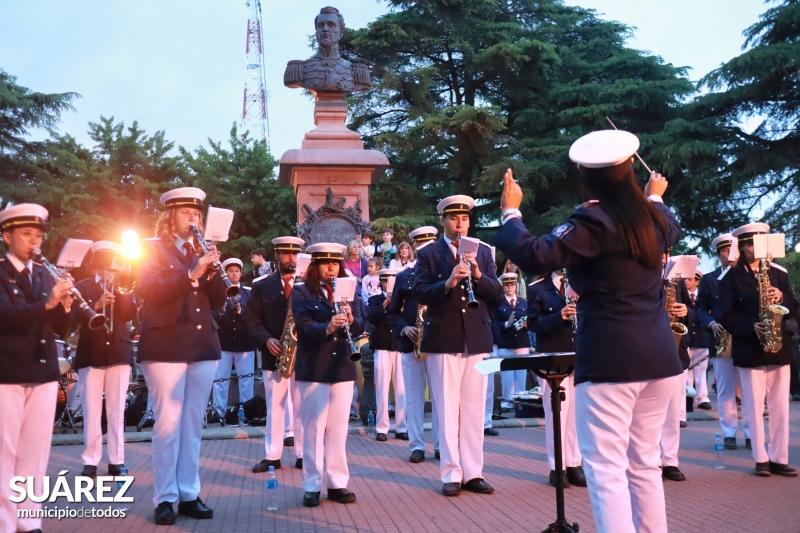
[55,339,72,375]
[354,333,370,351]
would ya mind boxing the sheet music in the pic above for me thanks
[664,255,699,280]
[474,358,503,375]
[295,253,312,278]
[753,233,785,259]
[386,276,396,294]
[457,235,480,256]
[204,206,234,242]
[333,276,357,302]
[728,237,740,263]
[56,239,94,269]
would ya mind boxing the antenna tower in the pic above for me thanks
[241,0,269,147]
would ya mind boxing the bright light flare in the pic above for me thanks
[121,230,141,259]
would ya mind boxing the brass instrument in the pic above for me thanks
[757,257,789,353]
[455,233,480,310]
[414,304,427,361]
[100,267,138,333]
[330,277,361,362]
[33,249,107,330]
[664,276,688,346]
[276,277,298,378]
[189,225,239,298]
[716,329,732,358]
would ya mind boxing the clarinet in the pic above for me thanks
[456,233,480,310]
[330,277,361,362]
[189,225,239,297]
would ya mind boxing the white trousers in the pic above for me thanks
[659,369,685,467]
[212,350,254,418]
[715,356,749,439]
[78,364,130,466]
[298,381,353,492]
[263,371,302,460]
[686,348,710,404]
[0,382,57,533]
[374,349,406,434]
[484,345,498,428]
[426,351,488,483]
[141,360,215,506]
[576,375,680,533]
[285,388,294,437]
[738,365,790,464]
[542,373,581,470]
[401,352,439,453]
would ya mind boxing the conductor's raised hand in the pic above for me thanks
[501,168,523,211]
[644,171,668,197]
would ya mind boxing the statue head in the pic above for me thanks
[315,6,345,50]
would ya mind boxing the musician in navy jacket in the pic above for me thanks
[0,203,73,533]
[292,243,365,508]
[367,268,407,441]
[494,273,530,396]
[717,223,799,477]
[695,233,750,450]
[138,187,226,525]
[413,195,503,497]
[385,227,440,463]
[527,272,585,488]
[72,241,137,480]
[245,236,305,473]
[494,130,682,533]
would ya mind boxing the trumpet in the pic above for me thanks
[33,249,106,330]
[101,267,138,333]
[455,233,480,310]
[189,225,239,298]
[330,277,361,362]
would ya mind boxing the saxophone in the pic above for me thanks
[665,276,688,347]
[716,329,732,358]
[275,287,298,378]
[757,258,789,353]
[414,304,427,361]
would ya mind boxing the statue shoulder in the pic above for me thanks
[284,59,305,88]
[351,63,371,89]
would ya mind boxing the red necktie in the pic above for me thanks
[21,267,31,283]
[559,277,565,297]
[283,276,293,299]
[182,242,193,257]
[451,241,460,262]
[690,293,696,304]
[511,298,516,309]
[325,283,334,305]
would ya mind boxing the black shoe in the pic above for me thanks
[177,497,213,519]
[549,470,569,488]
[154,501,176,525]
[395,432,409,441]
[484,427,499,436]
[746,439,752,450]
[388,409,395,418]
[108,464,127,476]
[755,462,771,477]
[462,478,494,494]
[376,433,388,442]
[327,488,357,503]
[220,418,226,427]
[410,450,425,463]
[768,461,798,477]
[724,437,737,450]
[80,465,97,478]
[295,458,303,469]
[252,458,281,473]
[303,491,320,507]
[435,450,440,459]
[442,482,461,496]
[697,401,712,410]
[662,466,686,481]
[679,420,687,428]
[284,436,295,447]
[566,466,587,487]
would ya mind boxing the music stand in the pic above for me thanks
[498,352,579,533]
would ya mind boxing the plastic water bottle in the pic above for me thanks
[367,409,376,436]
[237,405,245,428]
[117,466,128,491]
[266,466,278,511]
[714,433,725,469]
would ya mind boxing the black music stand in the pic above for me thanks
[499,352,579,533]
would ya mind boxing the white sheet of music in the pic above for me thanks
[204,206,234,242]
[386,276,396,294]
[474,358,503,376]
[753,233,785,259]
[56,239,94,269]
[333,276,357,302]
[296,253,312,278]
[665,255,699,280]
[457,235,480,256]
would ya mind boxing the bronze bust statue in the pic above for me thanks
[284,6,371,95]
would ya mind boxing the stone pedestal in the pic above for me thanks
[279,93,389,230]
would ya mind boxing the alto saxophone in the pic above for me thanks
[275,281,298,378]
[757,258,789,354]
[665,276,688,347]
[414,304,427,362]
[716,329,732,358]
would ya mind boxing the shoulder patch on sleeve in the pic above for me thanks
[770,262,788,274]
[552,222,575,239]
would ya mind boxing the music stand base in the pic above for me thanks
[541,520,579,533]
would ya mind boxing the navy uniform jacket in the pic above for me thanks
[243,272,289,371]
[212,286,258,352]
[72,277,136,369]
[0,258,70,384]
[684,285,712,350]
[527,278,573,353]
[493,201,683,385]
[292,282,365,383]
[386,267,418,354]
[137,238,226,363]
[413,238,503,354]
[695,266,723,353]
[367,293,400,351]
[716,262,799,368]
[492,295,530,350]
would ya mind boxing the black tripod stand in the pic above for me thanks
[500,352,579,533]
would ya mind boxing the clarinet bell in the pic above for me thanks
[348,343,361,362]
[224,284,240,298]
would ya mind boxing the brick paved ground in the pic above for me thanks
[41,401,800,532]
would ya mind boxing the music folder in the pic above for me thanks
[204,206,234,242]
[56,239,94,269]
[753,233,785,260]
[333,276,357,302]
